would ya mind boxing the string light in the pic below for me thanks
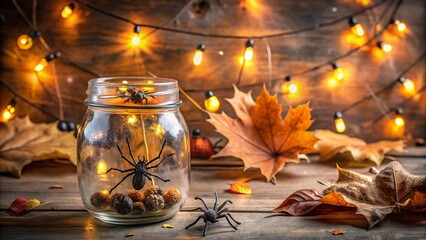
[393,107,405,127]
[2,98,17,122]
[97,159,107,175]
[127,115,137,125]
[376,41,392,53]
[390,18,406,32]
[244,38,254,61]
[348,17,364,37]
[281,75,298,94]
[34,52,61,72]
[398,77,416,94]
[61,3,76,19]
[17,31,40,50]
[193,44,205,66]
[331,63,344,82]
[334,111,346,133]
[204,90,220,113]
[131,25,141,47]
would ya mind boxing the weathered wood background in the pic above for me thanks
[0,0,425,141]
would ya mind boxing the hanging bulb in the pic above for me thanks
[204,90,220,113]
[334,111,346,133]
[61,3,75,19]
[131,25,141,47]
[393,107,405,127]
[398,77,416,94]
[193,44,206,66]
[34,52,61,72]
[281,75,298,94]
[332,63,344,82]
[97,159,108,175]
[377,41,392,53]
[244,38,254,61]
[17,31,41,50]
[2,98,17,122]
[348,17,364,37]
[390,19,407,32]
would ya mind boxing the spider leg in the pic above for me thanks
[109,171,135,194]
[146,153,174,169]
[217,200,233,212]
[117,145,135,167]
[217,208,228,215]
[125,137,137,164]
[187,207,205,212]
[146,140,167,165]
[143,97,148,104]
[213,190,219,211]
[218,215,238,230]
[194,197,209,210]
[224,213,241,225]
[144,172,170,182]
[202,221,209,236]
[106,168,133,174]
[185,215,203,229]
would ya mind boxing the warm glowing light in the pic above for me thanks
[97,160,107,175]
[281,76,298,95]
[403,80,415,93]
[334,112,346,133]
[100,190,109,195]
[397,22,406,32]
[122,80,128,84]
[230,182,252,195]
[357,0,371,6]
[61,3,75,19]
[34,58,48,72]
[332,64,344,82]
[2,110,11,121]
[17,34,33,50]
[377,41,392,53]
[394,116,405,127]
[193,44,205,66]
[244,38,255,61]
[146,80,154,84]
[127,115,137,125]
[131,35,141,46]
[204,90,220,113]
[349,17,364,37]
[327,78,338,88]
[151,123,165,137]
[288,83,298,94]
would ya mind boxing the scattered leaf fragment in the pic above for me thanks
[9,197,28,214]
[207,85,318,182]
[273,189,322,215]
[49,184,64,189]
[24,199,41,211]
[125,232,135,237]
[331,229,346,235]
[314,130,404,166]
[162,223,174,228]
[230,182,252,195]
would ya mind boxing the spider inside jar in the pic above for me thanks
[115,86,155,105]
[185,190,241,236]
[106,137,173,193]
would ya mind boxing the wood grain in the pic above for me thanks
[0,0,424,142]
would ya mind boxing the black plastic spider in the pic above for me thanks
[115,86,154,105]
[185,190,241,236]
[106,138,173,194]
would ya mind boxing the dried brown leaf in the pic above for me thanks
[273,189,323,215]
[0,116,76,177]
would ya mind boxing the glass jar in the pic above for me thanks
[77,77,190,225]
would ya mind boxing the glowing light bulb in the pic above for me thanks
[377,41,392,53]
[97,160,107,175]
[281,75,298,95]
[244,38,255,61]
[131,25,141,47]
[349,17,364,37]
[17,34,32,50]
[332,63,344,82]
[391,19,407,32]
[2,98,17,122]
[61,3,75,19]
[34,52,61,72]
[204,90,220,113]
[357,0,371,6]
[334,112,346,133]
[398,77,416,94]
[150,123,165,137]
[393,108,404,127]
[127,115,137,125]
[193,44,205,66]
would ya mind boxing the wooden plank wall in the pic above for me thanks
[0,0,425,142]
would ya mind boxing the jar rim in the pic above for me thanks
[89,77,177,86]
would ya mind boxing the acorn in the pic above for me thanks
[133,202,146,214]
[108,193,123,207]
[127,190,144,202]
[112,195,133,215]
[163,188,181,206]
[143,185,165,197]
[90,191,110,209]
[144,194,165,212]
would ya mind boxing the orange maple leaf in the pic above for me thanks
[207,85,318,181]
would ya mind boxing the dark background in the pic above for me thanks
[0,0,425,141]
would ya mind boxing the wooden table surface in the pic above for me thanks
[0,151,425,240]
